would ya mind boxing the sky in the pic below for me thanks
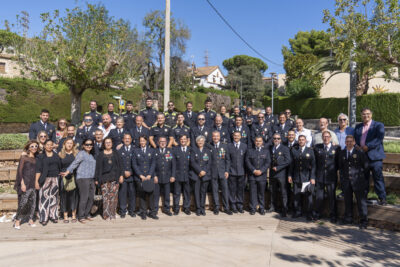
[0,0,337,75]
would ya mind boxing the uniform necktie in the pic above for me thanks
[142,148,146,154]
[118,129,121,134]
[188,112,191,118]
[138,127,141,133]
[182,147,186,153]
[235,143,239,149]
[347,151,350,159]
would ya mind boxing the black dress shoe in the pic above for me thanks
[232,209,238,214]
[379,199,387,206]
[213,210,219,215]
[120,214,126,219]
[292,213,301,219]
[224,210,233,215]
[267,207,275,213]
[306,216,312,221]
[359,223,367,230]
[330,218,337,224]
[183,209,191,215]
[250,211,256,215]
[281,209,287,218]
[196,210,201,216]
[164,210,173,216]
[149,214,159,220]
[340,219,353,225]
[259,209,266,215]
[140,214,147,220]
[129,212,136,218]
[201,210,206,216]
[173,211,179,216]
[238,208,244,214]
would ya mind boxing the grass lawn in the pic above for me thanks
[384,141,400,153]
[0,134,28,150]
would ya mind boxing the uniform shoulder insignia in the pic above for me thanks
[165,125,171,128]
[184,125,190,129]
[164,111,169,115]
[151,125,157,128]
[84,111,90,114]
[140,108,146,111]
[172,125,178,129]
[211,109,216,112]
[96,111,101,115]
[199,109,205,113]
[122,112,127,115]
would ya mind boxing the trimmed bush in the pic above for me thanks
[0,134,28,150]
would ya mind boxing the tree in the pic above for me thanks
[323,0,400,81]
[11,4,144,124]
[223,55,268,73]
[0,29,21,53]
[142,10,190,93]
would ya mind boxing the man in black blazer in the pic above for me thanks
[117,133,136,218]
[154,136,176,216]
[288,135,316,220]
[269,133,291,217]
[265,106,277,127]
[109,117,128,150]
[29,109,56,142]
[227,131,248,213]
[230,116,251,148]
[172,135,192,215]
[210,131,232,215]
[314,131,340,223]
[190,114,212,147]
[273,112,293,145]
[213,115,231,144]
[251,112,273,148]
[183,101,197,128]
[130,115,150,148]
[93,129,104,158]
[338,135,369,229]
[172,113,191,147]
[76,114,97,143]
[246,136,271,215]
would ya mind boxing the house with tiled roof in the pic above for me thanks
[191,65,226,90]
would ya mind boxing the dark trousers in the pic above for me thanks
[293,183,313,216]
[211,178,230,211]
[315,182,336,219]
[367,160,386,200]
[228,175,245,211]
[173,180,190,211]
[136,180,155,216]
[270,177,288,211]
[249,179,267,212]
[76,178,95,220]
[118,180,136,214]
[200,180,210,211]
[154,183,171,212]
[190,179,201,211]
[343,183,368,224]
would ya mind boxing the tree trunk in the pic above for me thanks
[70,89,83,125]
[356,74,369,96]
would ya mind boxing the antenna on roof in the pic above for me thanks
[204,50,209,66]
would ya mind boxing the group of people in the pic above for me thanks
[13,97,386,230]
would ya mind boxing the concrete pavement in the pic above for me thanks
[0,212,399,266]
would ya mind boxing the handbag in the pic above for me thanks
[63,175,76,191]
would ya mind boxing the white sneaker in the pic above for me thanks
[29,223,36,227]
[13,224,21,230]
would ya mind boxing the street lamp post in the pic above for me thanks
[270,72,276,114]
[349,42,357,128]
[164,0,171,111]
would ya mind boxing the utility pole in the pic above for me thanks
[240,79,243,107]
[164,0,171,111]
[270,72,276,114]
[204,50,209,66]
[349,42,357,128]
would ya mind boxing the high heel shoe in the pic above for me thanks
[13,223,21,230]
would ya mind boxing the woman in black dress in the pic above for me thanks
[35,139,61,225]
[14,140,39,230]
[95,137,123,220]
[58,138,79,223]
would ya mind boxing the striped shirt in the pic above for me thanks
[67,151,96,179]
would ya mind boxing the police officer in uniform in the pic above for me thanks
[93,129,104,158]
[269,133,291,217]
[105,103,119,124]
[219,105,230,129]
[57,124,80,152]
[164,101,178,127]
[246,136,271,215]
[314,131,340,223]
[122,100,137,131]
[210,131,232,215]
[227,131,248,213]
[29,109,56,142]
[130,115,150,148]
[109,117,128,150]
[76,114,96,143]
[230,116,251,147]
[139,97,159,129]
[190,114,212,147]
[149,113,173,148]
[285,109,295,129]
[252,113,272,148]
[229,106,242,128]
[132,136,158,220]
[338,135,369,229]
[198,98,216,128]
[213,115,231,144]
[243,106,257,131]
[154,137,176,216]
[182,101,197,128]
[172,135,192,215]
[265,106,277,127]
[190,135,212,216]
[273,112,292,145]
[83,100,102,126]
[288,135,316,220]
[117,133,136,218]
[287,129,299,150]
[172,113,191,147]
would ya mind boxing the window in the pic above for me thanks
[213,75,216,83]
[220,78,223,84]
[0,62,5,74]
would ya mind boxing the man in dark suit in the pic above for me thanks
[339,135,369,229]
[230,116,251,147]
[122,100,137,131]
[105,102,119,124]
[198,98,216,128]
[130,115,150,148]
[229,106,242,129]
[172,113,191,147]
[273,112,292,145]
[243,106,257,131]
[149,113,173,148]
[265,106,277,127]
[314,131,340,223]
[139,98,158,129]
[29,109,56,142]
[288,135,316,221]
[219,105,230,128]
[287,129,299,150]
[57,124,80,152]
[154,136,176,216]
[252,112,273,148]
[286,129,298,212]
[109,117,128,150]
[210,131,232,215]
[183,101,197,128]
[93,129,104,158]
[246,136,271,215]
[172,135,191,215]
[269,133,291,217]
[285,109,295,129]
[76,114,97,143]
[227,131,248,213]
[213,115,231,144]
[82,100,102,127]
[117,133,136,218]
[354,107,387,205]
[190,114,212,147]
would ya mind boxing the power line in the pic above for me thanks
[205,0,282,67]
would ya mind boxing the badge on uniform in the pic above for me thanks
[242,132,247,137]
[306,153,310,158]
[148,153,151,157]
[353,154,357,159]
[205,131,208,136]
[165,153,172,160]
[278,152,282,155]
[164,128,168,132]
[332,150,335,154]
[203,153,209,160]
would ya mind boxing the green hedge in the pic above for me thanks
[263,93,400,126]
[0,134,28,150]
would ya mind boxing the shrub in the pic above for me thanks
[286,78,320,97]
[0,134,28,150]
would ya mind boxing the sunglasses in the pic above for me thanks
[198,118,205,121]
[29,144,38,148]
[39,135,47,138]
[339,118,347,121]
[273,138,281,140]
[84,119,93,122]
[84,143,93,147]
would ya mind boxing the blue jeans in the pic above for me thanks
[367,160,386,200]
